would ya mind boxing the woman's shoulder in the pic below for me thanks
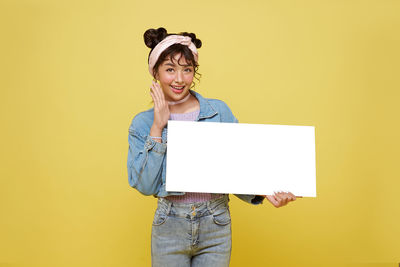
[192,90,228,108]
[204,97,234,114]
[193,91,227,109]
[128,108,154,134]
[205,97,226,105]
[202,97,238,123]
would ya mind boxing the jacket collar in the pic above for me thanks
[189,90,218,120]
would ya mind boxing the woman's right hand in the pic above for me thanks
[262,191,302,208]
[150,80,170,131]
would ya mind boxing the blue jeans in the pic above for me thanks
[151,195,232,267]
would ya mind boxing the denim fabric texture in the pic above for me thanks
[151,195,232,267]
[127,89,264,205]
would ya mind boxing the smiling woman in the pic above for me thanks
[156,54,195,102]
[145,27,202,90]
[127,27,300,267]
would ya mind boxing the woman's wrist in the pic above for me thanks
[150,125,163,143]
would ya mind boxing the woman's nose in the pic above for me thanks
[175,71,183,82]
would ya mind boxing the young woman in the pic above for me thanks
[127,27,301,267]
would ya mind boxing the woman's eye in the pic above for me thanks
[166,68,174,72]
[184,68,193,72]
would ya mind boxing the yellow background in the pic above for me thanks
[1,0,399,266]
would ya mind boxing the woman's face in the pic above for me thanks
[155,53,194,102]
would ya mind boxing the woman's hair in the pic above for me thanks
[144,27,202,89]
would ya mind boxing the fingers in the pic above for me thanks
[152,81,165,105]
[152,81,161,102]
[155,81,166,100]
[276,191,297,207]
[150,83,157,108]
[149,90,156,107]
[150,81,170,130]
[273,191,283,205]
[287,191,296,201]
[150,81,161,109]
[266,195,279,207]
[265,191,302,208]
[275,191,289,206]
[153,81,169,115]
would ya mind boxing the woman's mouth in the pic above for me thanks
[170,85,185,93]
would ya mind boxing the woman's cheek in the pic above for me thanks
[184,74,194,83]
[165,75,175,84]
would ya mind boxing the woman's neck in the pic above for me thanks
[169,93,200,114]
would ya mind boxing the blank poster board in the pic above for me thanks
[165,121,316,197]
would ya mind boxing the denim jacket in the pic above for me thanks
[127,90,264,205]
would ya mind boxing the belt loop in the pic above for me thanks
[158,197,172,215]
[206,200,213,215]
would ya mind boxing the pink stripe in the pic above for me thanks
[165,192,223,204]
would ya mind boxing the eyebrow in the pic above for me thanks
[164,62,193,67]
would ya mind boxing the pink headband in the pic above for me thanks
[148,34,199,77]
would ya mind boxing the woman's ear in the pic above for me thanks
[153,70,159,81]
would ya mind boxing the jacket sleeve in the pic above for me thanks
[127,122,167,196]
[222,101,265,205]
[234,194,265,205]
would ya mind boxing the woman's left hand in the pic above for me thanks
[260,191,301,208]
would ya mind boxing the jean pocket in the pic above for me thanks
[212,206,231,226]
[152,208,168,226]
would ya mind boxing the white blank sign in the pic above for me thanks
[165,121,316,197]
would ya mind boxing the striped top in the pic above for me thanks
[164,108,224,203]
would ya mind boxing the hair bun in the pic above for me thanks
[143,27,168,49]
[180,32,202,49]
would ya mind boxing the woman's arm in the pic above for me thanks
[127,127,166,196]
[127,80,171,196]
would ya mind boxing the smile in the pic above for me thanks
[170,85,185,94]
[171,85,185,90]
